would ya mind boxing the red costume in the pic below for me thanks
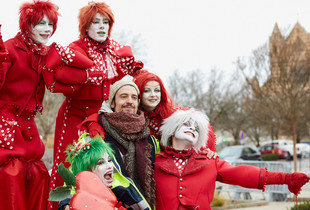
[155,149,265,210]
[43,3,143,209]
[0,1,59,209]
[155,110,310,210]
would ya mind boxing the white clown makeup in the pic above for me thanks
[174,119,200,147]
[87,13,110,43]
[141,81,161,112]
[92,153,114,188]
[30,15,54,44]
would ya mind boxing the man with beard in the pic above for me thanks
[92,80,158,210]
[60,80,156,210]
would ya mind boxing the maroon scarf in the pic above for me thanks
[99,111,155,208]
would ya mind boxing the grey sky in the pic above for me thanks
[1,0,310,82]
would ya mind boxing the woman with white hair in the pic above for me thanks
[154,109,310,210]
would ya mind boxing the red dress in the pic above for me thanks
[154,149,266,210]
[43,37,143,210]
[0,33,49,210]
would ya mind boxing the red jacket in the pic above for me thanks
[154,151,265,210]
[0,33,45,112]
[0,33,46,163]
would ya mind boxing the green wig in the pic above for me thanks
[66,133,114,176]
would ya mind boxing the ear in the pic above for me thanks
[111,100,115,109]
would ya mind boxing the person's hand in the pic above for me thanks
[285,172,310,195]
[64,205,69,210]
[199,148,218,159]
[88,122,105,138]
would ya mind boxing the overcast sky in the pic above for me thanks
[1,0,310,82]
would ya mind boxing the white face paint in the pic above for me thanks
[92,153,114,188]
[87,13,110,43]
[174,119,199,146]
[141,81,161,112]
[30,15,53,44]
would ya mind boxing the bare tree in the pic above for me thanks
[35,89,64,143]
[167,68,247,144]
[238,39,310,171]
[112,29,149,66]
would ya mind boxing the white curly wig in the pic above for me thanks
[160,109,210,151]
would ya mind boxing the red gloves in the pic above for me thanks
[285,172,310,195]
[88,122,105,138]
[266,171,310,195]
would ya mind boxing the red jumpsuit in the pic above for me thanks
[43,37,142,210]
[0,33,49,210]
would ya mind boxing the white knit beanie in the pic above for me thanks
[108,80,140,106]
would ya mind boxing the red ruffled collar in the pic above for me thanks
[165,146,195,159]
[19,32,48,55]
[84,35,110,51]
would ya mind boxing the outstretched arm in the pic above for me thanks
[265,171,310,195]
[217,160,310,195]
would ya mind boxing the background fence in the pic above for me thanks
[216,160,292,201]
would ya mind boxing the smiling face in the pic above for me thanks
[111,85,139,114]
[141,80,161,112]
[92,153,114,188]
[87,13,110,43]
[174,119,199,147]
[30,15,54,44]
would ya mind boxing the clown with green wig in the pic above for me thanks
[51,133,150,210]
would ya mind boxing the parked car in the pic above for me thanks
[262,139,301,159]
[219,145,262,161]
[297,142,310,158]
[258,144,288,159]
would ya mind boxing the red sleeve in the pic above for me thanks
[77,113,99,131]
[216,159,266,189]
[113,42,144,77]
[43,42,94,93]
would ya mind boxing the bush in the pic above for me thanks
[211,191,227,207]
[262,154,279,161]
[290,201,310,210]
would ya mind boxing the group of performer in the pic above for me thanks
[0,1,309,210]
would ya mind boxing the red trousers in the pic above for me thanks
[0,158,49,210]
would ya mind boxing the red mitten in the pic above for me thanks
[69,171,117,210]
[131,60,144,75]
[115,45,133,57]
[45,43,63,70]
[88,122,105,138]
[285,172,310,195]
[45,43,93,70]
[55,66,88,84]
[266,171,310,195]
[116,201,127,210]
